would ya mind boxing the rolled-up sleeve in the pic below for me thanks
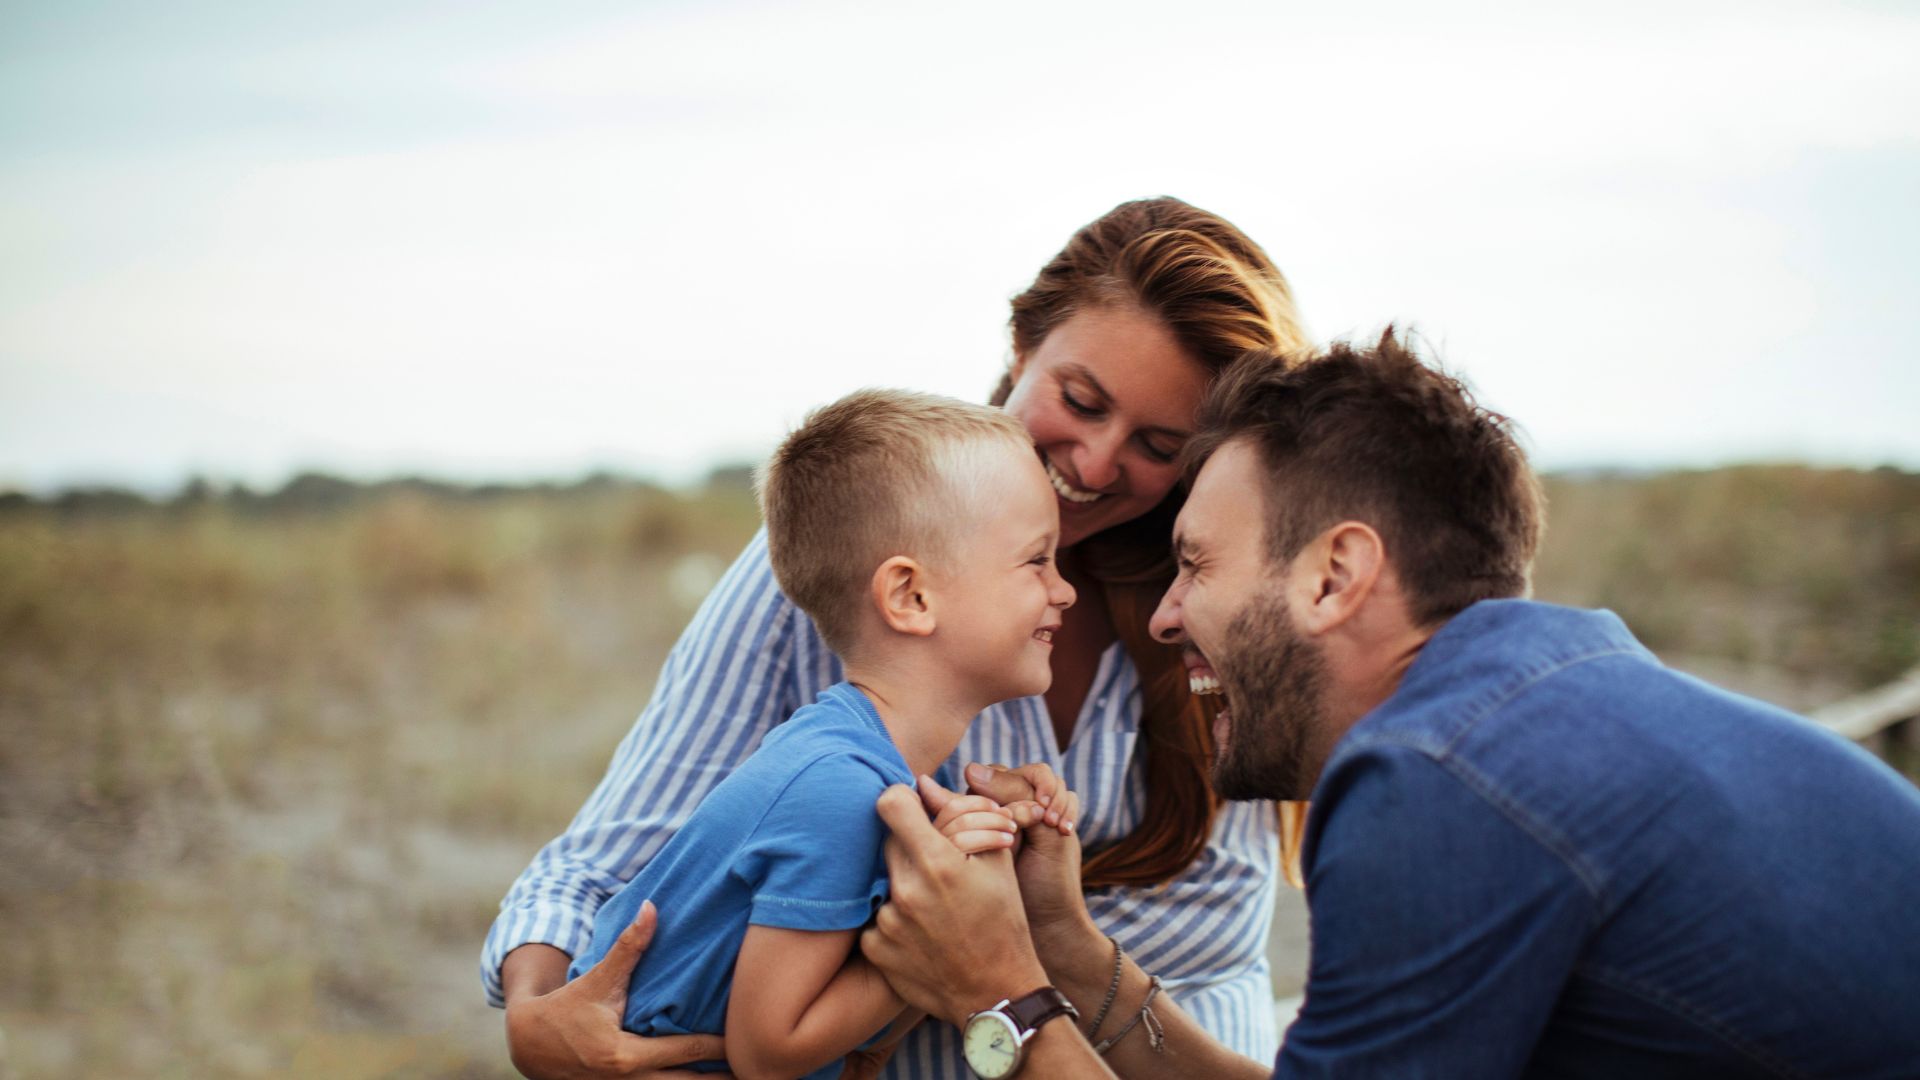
[479,530,801,1006]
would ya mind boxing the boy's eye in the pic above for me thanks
[1029,554,1052,567]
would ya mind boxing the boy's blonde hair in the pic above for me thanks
[757,389,1033,655]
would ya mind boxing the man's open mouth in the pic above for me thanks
[1184,647,1223,697]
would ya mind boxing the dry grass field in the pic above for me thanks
[1,465,1914,1078]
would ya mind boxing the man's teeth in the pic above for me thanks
[1045,459,1103,504]
[1189,673,1222,696]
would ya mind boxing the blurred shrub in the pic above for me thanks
[1535,465,1920,687]
[2,463,1912,1076]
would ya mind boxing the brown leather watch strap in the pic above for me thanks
[1004,986,1079,1034]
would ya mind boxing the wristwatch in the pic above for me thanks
[962,986,1079,1079]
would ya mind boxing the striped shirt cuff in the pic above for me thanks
[480,902,598,1008]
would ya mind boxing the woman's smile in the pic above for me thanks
[1043,455,1106,505]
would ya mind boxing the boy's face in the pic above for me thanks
[934,440,1077,704]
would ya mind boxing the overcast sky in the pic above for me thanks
[3,0,1916,493]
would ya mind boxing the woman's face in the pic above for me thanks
[1003,304,1211,549]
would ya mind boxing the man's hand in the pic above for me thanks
[861,785,1051,1025]
[501,901,726,1079]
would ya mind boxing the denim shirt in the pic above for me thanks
[1277,600,1920,1079]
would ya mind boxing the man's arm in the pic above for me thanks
[1278,748,1595,1078]
[725,927,906,1080]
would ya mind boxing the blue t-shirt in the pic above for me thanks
[569,682,913,1077]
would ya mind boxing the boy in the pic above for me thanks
[568,389,1080,1079]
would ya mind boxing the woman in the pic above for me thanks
[484,197,1311,1078]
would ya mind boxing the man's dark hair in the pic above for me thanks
[1185,328,1545,626]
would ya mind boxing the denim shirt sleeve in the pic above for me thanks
[1279,744,1597,1080]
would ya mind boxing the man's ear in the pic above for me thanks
[1293,522,1384,635]
[872,555,936,637]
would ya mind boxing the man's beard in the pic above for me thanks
[1211,588,1329,802]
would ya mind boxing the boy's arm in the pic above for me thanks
[725,925,906,1080]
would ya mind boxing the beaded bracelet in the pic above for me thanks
[1084,936,1125,1038]
[1092,974,1166,1055]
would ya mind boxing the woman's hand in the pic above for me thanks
[962,763,1100,964]
[502,901,726,1079]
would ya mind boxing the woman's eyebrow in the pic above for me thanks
[1061,363,1112,403]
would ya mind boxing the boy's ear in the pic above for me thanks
[872,556,936,637]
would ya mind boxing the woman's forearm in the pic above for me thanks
[502,943,573,1003]
[1032,921,1270,1080]
[1032,912,1115,1018]
[1079,959,1273,1080]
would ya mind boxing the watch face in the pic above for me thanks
[963,1011,1022,1080]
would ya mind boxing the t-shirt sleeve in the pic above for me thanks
[1278,745,1597,1079]
[733,752,894,932]
[479,529,801,1007]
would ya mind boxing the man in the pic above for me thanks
[860,331,1920,1078]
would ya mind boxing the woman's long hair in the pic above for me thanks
[991,197,1309,888]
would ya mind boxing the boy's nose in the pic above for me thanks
[1051,569,1077,610]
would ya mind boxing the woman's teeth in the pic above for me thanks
[1034,628,1054,643]
[1045,459,1103,504]
[1189,673,1222,696]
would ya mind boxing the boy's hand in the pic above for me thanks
[839,1008,925,1079]
[916,774,1018,854]
[965,762,1081,836]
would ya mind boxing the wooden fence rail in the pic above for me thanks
[1813,665,1920,754]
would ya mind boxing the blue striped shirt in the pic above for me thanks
[483,530,1282,1075]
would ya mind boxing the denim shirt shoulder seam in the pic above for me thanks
[1575,965,1809,1079]
[1430,642,1645,757]
[1428,749,1611,907]
[1411,645,1645,908]
[1334,724,1609,906]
